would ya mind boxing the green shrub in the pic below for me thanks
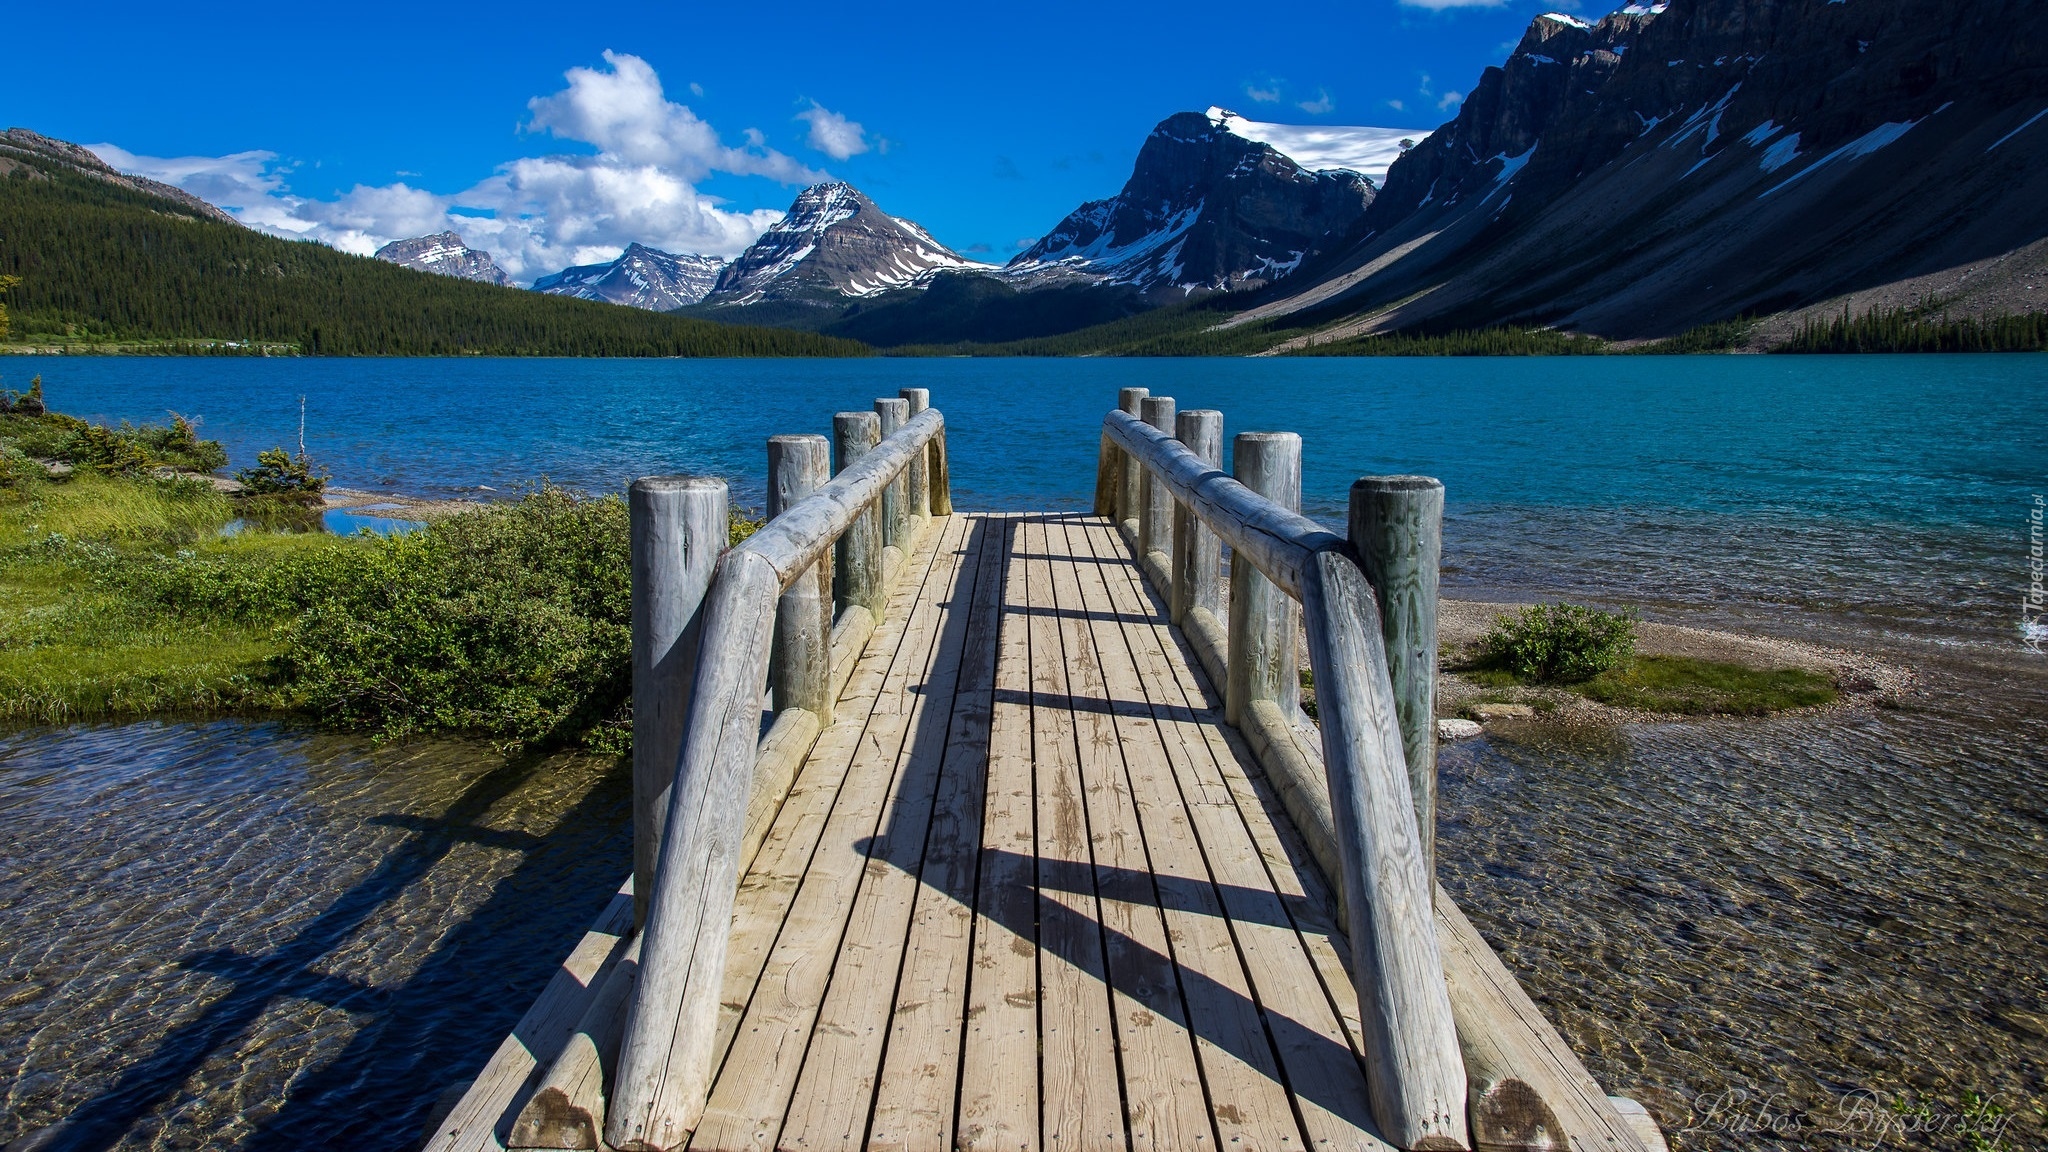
[66,423,153,474]
[1481,602,1638,683]
[235,447,326,502]
[135,414,229,473]
[269,485,632,750]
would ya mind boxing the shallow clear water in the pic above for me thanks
[3,356,2043,1149]
[0,722,629,1151]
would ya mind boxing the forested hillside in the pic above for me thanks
[0,151,865,357]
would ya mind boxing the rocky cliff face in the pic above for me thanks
[374,232,511,287]
[1,128,240,225]
[1235,0,2048,339]
[704,183,991,306]
[1006,109,1380,296]
[532,244,725,310]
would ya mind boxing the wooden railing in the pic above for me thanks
[601,392,950,1152]
[1097,396,1469,1150]
[1098,388,1655,1152]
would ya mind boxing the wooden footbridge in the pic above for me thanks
[424,390,1667,1152]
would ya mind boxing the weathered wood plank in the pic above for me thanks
[1063,518,1303,1152]
[1022,515,1126,1152]
[1044,515,1212,1152]
[1079,518,1391,1152]
[866,514,1008,1152]
[1169,409,1224,629]
[688,515,971,1151]
[704,518,956,1090]
[777,513,993,1150]
[1138,397,1177,578]
[956,514,1042,1152]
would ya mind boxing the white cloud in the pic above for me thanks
[1245,83,1282,103]
[1297,89,1335,115]
[1399,0,1507,8]
[1386,98,1408,112]
[89,52,820,283]
[1438,90,1466,111]
[796,102,870,160]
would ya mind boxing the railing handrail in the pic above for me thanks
[742,407,945,590]
[609,406,946,1152]
[1102,407,1342,600]
[1102,403,1469,1151]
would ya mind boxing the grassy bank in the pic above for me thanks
[1,399,668,750]
[1451,603,1841,716]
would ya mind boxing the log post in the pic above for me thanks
[1225,433,1301,728]
[1350,476,1445,895]
[1138,395,1176,576]
[833,411,884,615]
[874,397,909,551]
[629,475,726,928]
[1299,551,1469,1151]
[900,388,931,518]
[609,554,780,1151]
[1094,431,1120,518]
[768,435,832,717]
[1170,409,1224,627]
[1116,387,1149,537]
[929,423,953,516]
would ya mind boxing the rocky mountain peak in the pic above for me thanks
[704,182,990,306]
[1006,109,1385,295]
[374,232,511,287]
[532,245,726,310]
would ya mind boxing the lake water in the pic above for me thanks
[2,355,2044,1150]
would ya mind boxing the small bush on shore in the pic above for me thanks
[1481,602,1638,683]
[235,447,326,502]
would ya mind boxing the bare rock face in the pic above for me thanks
[0,128,240,225]
[532,244,726,310]
[1247,0,2048,339]
[703,183,992,306]
[374,233,512,287]
[1007,109,1379,296]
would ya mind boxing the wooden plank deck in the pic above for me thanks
[689,512,1393,1152]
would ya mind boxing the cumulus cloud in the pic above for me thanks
[1438,90,1466,111]
[89,52,822,282]
[1399,0,1507,8]
[796,102,870,160]
[1297,89,1336,115]
[1245,82,1282,103]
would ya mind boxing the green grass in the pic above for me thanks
[1459,653,1839,716]
[0,469,320,723]
[1576,655,1839,715]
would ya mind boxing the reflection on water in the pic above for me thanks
[1439,642,2048,1150]
[0,721,629,1150]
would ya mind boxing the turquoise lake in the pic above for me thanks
[28,353,2047,649]
[4,354,2045,1151]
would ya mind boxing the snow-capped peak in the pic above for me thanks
[1539,11,1596,29]
[1205,107,1434,187]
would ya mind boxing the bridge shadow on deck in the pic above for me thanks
[796,512,1377,1149]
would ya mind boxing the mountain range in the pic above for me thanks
[19,0,2048,351]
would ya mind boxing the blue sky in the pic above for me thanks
[6,0,1573,281]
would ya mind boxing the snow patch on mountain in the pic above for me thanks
[1206,107,1432,187]
[531,244,726,309]
[374,232,511,286]
[706,182,993,305]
